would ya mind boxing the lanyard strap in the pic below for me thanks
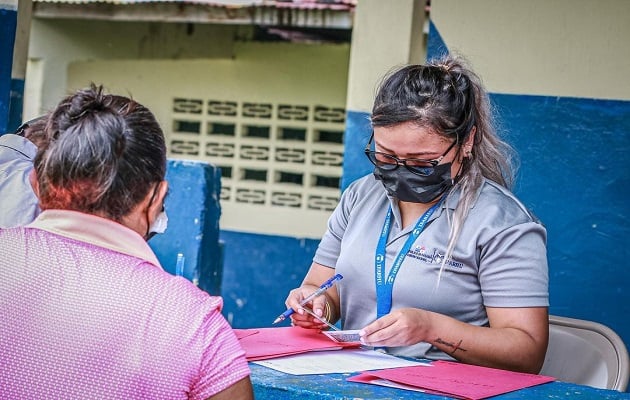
[375,201,442,319]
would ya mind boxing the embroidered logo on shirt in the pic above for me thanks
[407,246,464,269]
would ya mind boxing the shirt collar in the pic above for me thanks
[28,210,163,269]
[0,134,37,160]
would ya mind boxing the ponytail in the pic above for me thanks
[36,84,166,221]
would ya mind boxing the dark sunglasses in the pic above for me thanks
[364,132,457,177]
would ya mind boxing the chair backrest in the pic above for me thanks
[540,315,630,391]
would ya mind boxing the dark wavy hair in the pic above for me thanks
[35,84,166,222]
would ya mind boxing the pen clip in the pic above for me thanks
[301,306,339,331]
[322,273,343,289]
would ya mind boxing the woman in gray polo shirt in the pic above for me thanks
[285,54,549,374]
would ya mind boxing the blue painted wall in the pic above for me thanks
[149,159,223,295]
[494,95,630,344]
[220,231,320,328]
[340,110,373,190]
[8,78,24,131]
[0,7,17,134]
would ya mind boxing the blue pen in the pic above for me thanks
[273,273,343,324]
[175,253,185,277]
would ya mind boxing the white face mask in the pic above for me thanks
[146,210,168,240]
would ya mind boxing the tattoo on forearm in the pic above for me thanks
[435,338,467,354]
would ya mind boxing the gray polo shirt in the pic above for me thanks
[314,174,548,360]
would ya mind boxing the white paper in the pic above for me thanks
[252,348,430,375]
[323,329,361,343]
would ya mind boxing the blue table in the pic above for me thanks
[250,363,630,399]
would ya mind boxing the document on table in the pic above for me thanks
[253,348,429,375]
[348,360,556,400]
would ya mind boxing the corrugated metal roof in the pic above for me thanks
[32,0,356,28]
[33,0,259,4]
[32,0,356,10]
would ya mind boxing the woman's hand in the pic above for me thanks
[283,263,340,330]
[285,285,330,330]
[359,308,432,347]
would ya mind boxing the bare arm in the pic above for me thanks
[206,376,253,400]
[285,262,340,329]
[359,306,549,373]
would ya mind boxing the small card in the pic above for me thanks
[323,329,362,343]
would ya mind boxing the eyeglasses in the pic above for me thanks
[364,132,458,176]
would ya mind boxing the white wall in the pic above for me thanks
[431,0,630,100]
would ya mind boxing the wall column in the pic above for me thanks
[342,0,426,188]
[0,0,18,133]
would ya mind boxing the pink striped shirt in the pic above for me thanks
[0,210,249,399]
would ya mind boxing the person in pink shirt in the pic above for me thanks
[0,85,252,400]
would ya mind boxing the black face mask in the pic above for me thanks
[373,162,454,203]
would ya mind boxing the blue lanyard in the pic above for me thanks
[375,201,442,319]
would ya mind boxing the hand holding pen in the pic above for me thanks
[273,273,343,325]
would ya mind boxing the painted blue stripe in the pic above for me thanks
[8,78,24,131]
[219,230,321,328]
[341,110,373,190]
[427,20,449,60]
[149,159,223,294]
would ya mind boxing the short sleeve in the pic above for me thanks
[479,221,549,307]
[188,298,250,400]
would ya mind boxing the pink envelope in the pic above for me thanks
[234,326,359,361]
[349,360,555,399]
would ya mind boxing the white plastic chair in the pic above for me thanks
[540,315,630,391]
